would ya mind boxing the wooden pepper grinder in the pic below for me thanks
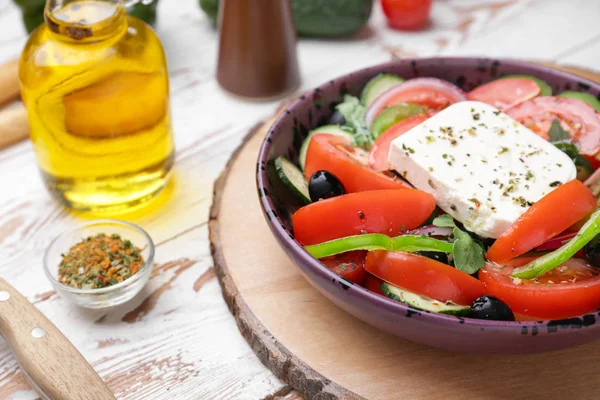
[217,0,300,100]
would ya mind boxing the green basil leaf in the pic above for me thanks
[335,95,373,149]
[432,214,456,228]
[452,227,485,274]
[547,118,571,143]
[554,142,592,171]
[547,118,592,180]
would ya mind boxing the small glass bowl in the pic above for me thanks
[43,219,154,309]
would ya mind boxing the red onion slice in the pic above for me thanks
[407,225,454,238]
[506,97,600,156]
[534,232,578,251]
[365,78,467,128]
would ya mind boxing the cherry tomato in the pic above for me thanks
[381,0,432,31]
[369,114,429,171]
[507,96,600,155]
[304,134,411,192]
[321,251,367,285]
[487,180,596,263]
[363,274,385,295]
[365,78,466,127]
[479,257,600,319]
[364,251,485,305]
[585,155,600,171]
[467,78,541,110]
[292,189,436,245]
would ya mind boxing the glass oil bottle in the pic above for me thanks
[19,0,174,212]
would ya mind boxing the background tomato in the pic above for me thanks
[381,0,432,31]
[480,258,600,319]
[365,251,485,304]
[292,189,436,245]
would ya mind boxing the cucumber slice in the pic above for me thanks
[381,282,471,316]
[361,73,405,107]
[498,74,553,96]
[274,156,311,204]
[370,103,425,138]
[299,125,354,170]
[559,91,600,112]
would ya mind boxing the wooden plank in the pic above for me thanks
[556,38,600,69]
[449,0,600,60]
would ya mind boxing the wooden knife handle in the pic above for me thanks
[0,59,21,107]
[0,278,115,400]
[0,104,29,150]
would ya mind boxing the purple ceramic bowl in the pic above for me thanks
[256,57,600,354]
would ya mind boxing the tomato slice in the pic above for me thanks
[369,114,429,171]
[487,180,596,263]
[467,78,540,110]
[364,251,485,305]
[292,189,436,245]
[321,251,367,285]
[304,134,410,192]
[479,257,600,319]
[365,78,466,127]
[507,97,600,155]
[363,274,384,295]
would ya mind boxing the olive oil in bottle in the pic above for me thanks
[19,0,174,212]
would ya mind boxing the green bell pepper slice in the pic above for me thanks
[511,208,600,279]
[304,233,453,259]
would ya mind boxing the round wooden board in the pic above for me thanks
[210,64,600,400]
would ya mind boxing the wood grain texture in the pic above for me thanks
[0,278,115,400]
[210,83,600,399]
[0,0,598,398]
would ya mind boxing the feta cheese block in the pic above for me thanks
[388,101,577,238]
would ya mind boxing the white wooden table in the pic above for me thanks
[0,0,599,398]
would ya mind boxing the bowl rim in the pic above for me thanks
[256,56,600,333]
[43,218,155,295]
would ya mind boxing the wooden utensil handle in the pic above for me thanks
[0,59,20,107]
[0,104,29,150]
[0,279,115,400]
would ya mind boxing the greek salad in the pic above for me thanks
[275,72,600,321]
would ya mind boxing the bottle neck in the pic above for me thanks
[45,0,127,42]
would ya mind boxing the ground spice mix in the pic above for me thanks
[58,233,144,289]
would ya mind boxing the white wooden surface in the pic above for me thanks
[0,0,598,399]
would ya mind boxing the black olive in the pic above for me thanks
[584,234,600,268]
[309,170,345,201]
[470,295,515,321]
[415,251,448,265]
[329,110,346,125]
